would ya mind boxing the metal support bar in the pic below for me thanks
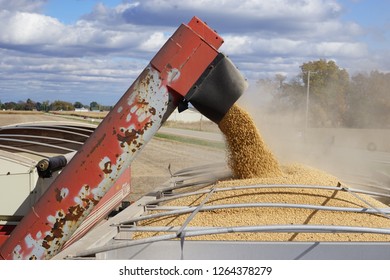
[118,202,390,225]
[176,188,215,237]
[343,187,390,220]
[144,183,390,207]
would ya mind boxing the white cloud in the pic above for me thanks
[127,0,341,21]
[0,0,47,13]
[220,35,253,55]
[81,2,137,25]
[0,0,388,105]
[314,41,368,57]
[0,49,145,104]
[0,10,158,57]
[0,10,63,45]
[139,32,169,52]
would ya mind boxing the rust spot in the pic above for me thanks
[51,227,64,239]
[103,161,112,174]
[55,188,62,202]
[149,107,156,115]
[40,185,102,255]
[144,76,151,85]
[42,240,50,249]
[117,129,138,147]
[66,205,84,221]
[145,120,153,130]
[137,99,149,106]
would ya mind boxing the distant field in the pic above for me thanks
[163,120,219,132]
[0,110,44,115]
[49,111,220,132]
[0,110,108,119]
[49,111,109,119]
[0,111,88,126]
[0,110,220,132]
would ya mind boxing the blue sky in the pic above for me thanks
[44,0,123,24]
[0,0,389,106]
[340,0,388,26]
[339,0,389,50]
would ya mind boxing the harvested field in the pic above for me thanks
[0,110,43,115]
[0,112,80,126]
[49,110,109,119]
[164,120,219,133]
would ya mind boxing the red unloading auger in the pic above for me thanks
[0,16,247,260]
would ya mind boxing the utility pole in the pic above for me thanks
[305,70,311,136]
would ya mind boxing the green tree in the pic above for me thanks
[346,71,390,128]
[24,98,36,111]
[90,101,100,111]
[73,101,84,109]
[300,59,349,127]
[4,102,16,110]
[15,101,25,110]
[35,102,43,111]
[41,100,50,112]
[50,100,75,111]
[264,74,306,127]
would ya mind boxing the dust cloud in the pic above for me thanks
[237,82,390,204]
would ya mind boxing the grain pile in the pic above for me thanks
[133,104,390,242]
[218,104,282,179]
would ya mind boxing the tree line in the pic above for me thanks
[259,59,390,129]
[0,99,112,112]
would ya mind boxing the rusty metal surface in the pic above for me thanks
[0,16,224,260]
[61,165,131,250]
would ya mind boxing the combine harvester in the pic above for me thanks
[1,17,390,260]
